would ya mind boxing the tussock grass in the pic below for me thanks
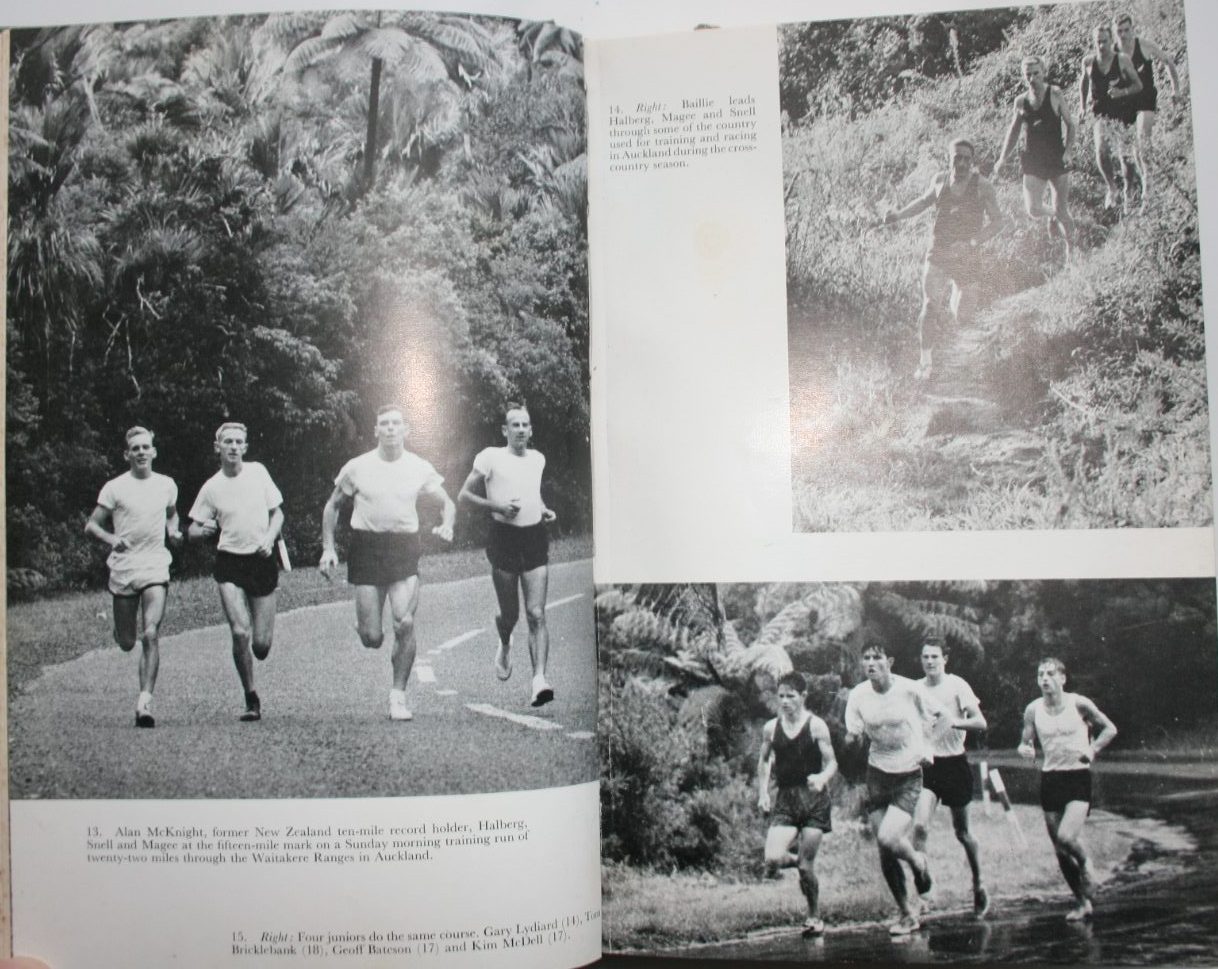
[604,805,1140,951]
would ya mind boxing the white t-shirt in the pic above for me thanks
[918,673,981,759]
[335,449,443,533]
[189,462,283,554]
[472,447,545,526]
[96,471,178,573]
[846,674,943,774]
[1033,694,1093,772]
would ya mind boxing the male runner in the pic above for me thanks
[85,426,182,728]
[320,405,455,721]
[881,138,1005,380]
[1114,13,1180,210]
[458,403,557,707]
[1018,657,1117,921]
[757,672,838,937]
[997,56,1077,261]
[1079,24,1143,211]
[844,642,947,936]
[188,422,284,722]
[911,638,989,918]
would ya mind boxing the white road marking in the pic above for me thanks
[434,629,484,652]
[435,689,458,697]
[566,731,595,741]
[466,703,563,732]
[416,666,436,684]
[547,593,583,610]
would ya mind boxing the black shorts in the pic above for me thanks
[214,550,279,598]
[922,753,975,808]
[771,785,832,832]
[865,766,923,817]
[1021,149,1067,181]
[1040,769,1092,815]
[926,248,978,287]
[486,521,549,574]
[348,530,420,586]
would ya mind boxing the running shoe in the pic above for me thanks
[494,642,512,681]
[801,917,825,937]
[240,690,261,722]
[530,675,554,707]
[389,691,413,722]
[1065,900,1093,922]
[973,885,990,919]
[888,915,920,937]
[135,696,155,729]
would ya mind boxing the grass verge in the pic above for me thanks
[603,805,1143,951]
[5,534,592,697]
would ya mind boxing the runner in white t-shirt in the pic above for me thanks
[458,403,557,707]
[1018,656,1117,921]
[85,426,182,727]
[320,405,455,722]
[844,642,947,937]
[912,638,989,918]
[188,422,284,722]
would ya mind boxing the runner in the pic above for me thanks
[1018,656,1118,921]
[911,637,989,918]
[997,55,1077,261]
[320,405,456,721]
[880,138,1005,380]
[84,426,182,728]
[1079,24,1143,211]
[757,671,838,937]
[458,403,558,707]
[844,642,947,936]
[187,422,284,722]
[1114,13,1181,210]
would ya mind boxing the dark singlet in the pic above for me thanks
[1021,86,1066,178]
[772,717,823,789]
[1089,53,1135,124]
[1129,38,1158,113]
[930,172,983,260]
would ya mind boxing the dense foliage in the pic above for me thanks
[6,15,589,595]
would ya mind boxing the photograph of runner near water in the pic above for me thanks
[5,12,596,798]
[781,0,1208,532]
[597,579,1218,961]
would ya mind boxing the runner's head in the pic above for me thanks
[124,426,156,472]
[1114,14,1135,51]
[920,636,949,678]
[776,671,808,713]
[947,138,975,179]
[1094,24,1115,56]
[1021,55,1046,89]
[1036,656,1068,695]
[374,405,407,449]
[213,421,248,467]
[860,641,893,683]
[502,401,533,452]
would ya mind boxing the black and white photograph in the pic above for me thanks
[4,10,596,799]
[781,0,1209,532]
[597,578,1218,961]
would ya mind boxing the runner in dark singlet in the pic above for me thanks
[880,138,1005,380]
[758,672,838,937]
[1115,14,1181,211]
[998,56,1076,262]
[1079,24,1142,211]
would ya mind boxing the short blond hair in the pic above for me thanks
[214,421,248,443]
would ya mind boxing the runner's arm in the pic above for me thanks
[319,484,348,572]
[257,506,284,557]
[882,181,938,225]
[974,179,1008,245]
[423,478,456,542]
[1142,38,1180,93]
[757,721,775,811]
[458,468,508,516]
[1076,696,1117,762]
[954,696,987,733]
[1079,57,1092,117]
[1017,702,1037,759]
[1113,53,1143,99]
[1056,88,1077,159]
[165,504,183,546]
[996,97,1025,168]
[85,505,125,552]
[809,719,838,792]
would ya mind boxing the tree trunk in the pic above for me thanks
[363,56,383,194]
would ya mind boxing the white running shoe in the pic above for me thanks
[389,691,413,721]
[530,675,554,708]
[494,642,512,681]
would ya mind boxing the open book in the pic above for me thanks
[4,0,1217,965]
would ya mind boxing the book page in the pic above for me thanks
[3,8,599,968]
[589,0,1218,962]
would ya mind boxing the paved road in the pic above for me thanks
[605,759,1218,966]
[9,560,596,799]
